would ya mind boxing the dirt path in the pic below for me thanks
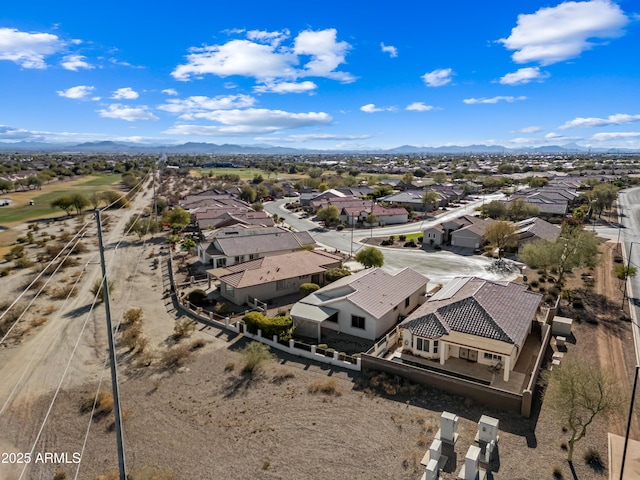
[0,179,157,479]
[594,240,639,439]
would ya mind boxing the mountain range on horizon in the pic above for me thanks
[0,140,637,156]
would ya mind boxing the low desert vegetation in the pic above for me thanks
[308,377,343,396]
[240,341,273,373]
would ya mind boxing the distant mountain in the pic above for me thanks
[0,140,637,155]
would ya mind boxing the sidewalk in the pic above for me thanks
[609,433,640,479]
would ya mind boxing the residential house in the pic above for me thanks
[197,225,315,268]
[379,191,426,212]
[342,203,408,226]
[422,224,445,246]
[291,267,429,342]
[515,217,561,247]
[216,250,343,306]
[399,276,543,382]
[194,208,274,230]
[450,217,494,249]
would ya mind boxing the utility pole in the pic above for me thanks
[620,365,639,480]
[622,242,636,310]
[95,210,127,480]
[153,163,158,221]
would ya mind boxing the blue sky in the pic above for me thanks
[1,0,639,150]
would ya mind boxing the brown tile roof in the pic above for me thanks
[213,226,315,256]
[400,277,542,346]
[218,250,342,288]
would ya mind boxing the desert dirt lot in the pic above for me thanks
[0,184,637,480]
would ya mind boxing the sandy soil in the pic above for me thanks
[0,189,634,479]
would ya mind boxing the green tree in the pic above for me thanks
[541,359,624,462]
[317,205,340,226]
[239,184,257,203]
[432,171,447,184]
[307,167,323,179]
[124,216,159,240]
[484,220,518,257]
[0,179,14,193]
[255,184,269,200]
[355,246,384,268]
[251,201,264,212]
[51,196,75,216]
[422,191,440,210]
[413,168,427,178]
[163,207,191,233]
[325,266,351,283]
[483,200,508,219]
[519,225,599,284]
[69,193,90,215]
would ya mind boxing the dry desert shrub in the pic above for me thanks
[240,342,274,373]
[81,390,114,418]
[308,377,342,396]
[122,307,143,325]
[161,344,192,368]
[171,317,195,341]
[31,316,48,327]
[50,284,78,300]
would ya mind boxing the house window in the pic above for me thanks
[483,352,502,361]
[433,340,439,354]
[351,315,365,329]
[234,256,243,263]
[276,280,286,291]
[416,338,428,352]
[224,284,234,297]
[216,258,227,268]
[249,254,257,260]
[405,297,411,308]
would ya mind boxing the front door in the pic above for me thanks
[459,348,468,360]
[468,349,478,362]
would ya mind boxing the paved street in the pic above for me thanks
[618,186,640,363]
[264,194,516,285]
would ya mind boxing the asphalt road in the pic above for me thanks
[618,186,640,363]
[264,194,516,285]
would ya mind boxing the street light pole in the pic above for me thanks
[620,365,639,480]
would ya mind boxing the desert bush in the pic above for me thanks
[308,378,342,396]
[71,241,88,254]
[240,341,273,373]
[50,284,78,300]
[81,390,114,418]
[529,280,539,288]
[0,267,11,277]
[215,302,230,315]
[121,323,143,351]
[172,318,195,341]
[552,466,563,479]
[299,283,320,295]
[187,289,208,307]
[122,308,143,325]
[53,471,67,479]
[31,316,48,327]
[91,279,115,302]
[381,239,394,246]
[161,344,192,368]
[325,267,351,283]
[14,256,34,269]
[399,234,406,241]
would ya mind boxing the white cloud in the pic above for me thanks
[246,29,290,46]
[559,113,640,129]
[463,96,527,104]
[60,54,93,71]
[158,94,256,115]
[182,107,330,126]
[172,39,296,81]
[172,28,354,84]
[380,42,398,58]
[164,108,331,136]
[111,87,139,100]
[162,88,178,96]
[0,125,40,140]
[499,0,629,65]
[254,81,317,94]
[360,103,397,113]
[591,131,640,141]
[255,133,371,143]
[421,68,453,87]
[98,104,159,121]
[544,132,581,142]
[520,126,542,133]
[499,67,549,85]
[57,85,96,100]
[293,29,354,83]
[406,102,434,112]
[0,27,66,69]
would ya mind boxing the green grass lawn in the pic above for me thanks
[394,232,422,240]
[0,174,123,225]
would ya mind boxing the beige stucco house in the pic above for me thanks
[399,277,542,382]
